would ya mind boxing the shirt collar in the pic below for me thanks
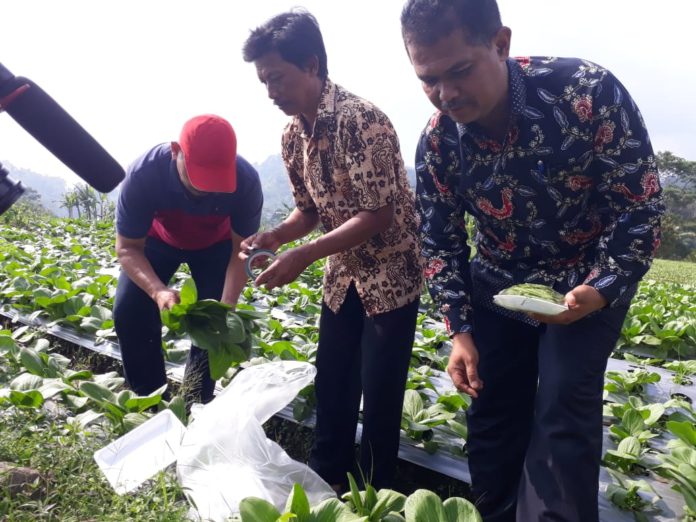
[457,57,527,139]
[297,78,336,139]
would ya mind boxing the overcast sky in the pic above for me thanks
[1,0,694,189]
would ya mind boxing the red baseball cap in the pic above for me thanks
[179,114,237,193]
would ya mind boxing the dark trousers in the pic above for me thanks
[113,237,232,405]
[309,284,419,490]
[467,305,628,522]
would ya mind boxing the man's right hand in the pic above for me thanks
[239,230,282,265]
[447,332,483,398]
[153,288,180,311]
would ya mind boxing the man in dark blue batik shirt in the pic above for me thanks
[114,114,262,407]
[401,0,664,520]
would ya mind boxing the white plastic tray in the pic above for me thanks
[93,409,185,494]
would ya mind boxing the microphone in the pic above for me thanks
[0,62,125,194]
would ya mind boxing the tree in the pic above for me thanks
[73,183,99,221]
[657,151,696,190]
[58,190,79,219]
[655,151,696,260]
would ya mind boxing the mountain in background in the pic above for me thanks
[2,155,417,220]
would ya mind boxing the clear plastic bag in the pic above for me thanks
[177,361,335,521]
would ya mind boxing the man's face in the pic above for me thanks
[254,51,318,117]
[406,27,510,125]
[171,145,205,197]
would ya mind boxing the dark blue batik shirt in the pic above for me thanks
[415,56,665,334]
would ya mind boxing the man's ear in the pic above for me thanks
[170,141,181,159]
[304,55,320,76]
[493,26,512,59]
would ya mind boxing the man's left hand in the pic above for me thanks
[255,246,313,290]
[529,284,608,325]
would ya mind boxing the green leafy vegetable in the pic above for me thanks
[500,283,566,304]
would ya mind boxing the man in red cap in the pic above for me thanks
[113,114,263,405]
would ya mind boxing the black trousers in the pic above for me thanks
[309,284,420,490]
[467,305,628,522]
[113,237,232,405]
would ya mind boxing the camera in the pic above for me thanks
[0,161,24,215]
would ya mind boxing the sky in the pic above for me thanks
[1,0,694,190]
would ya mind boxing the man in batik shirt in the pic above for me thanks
[401,0,663,520]
[241,9,423,492]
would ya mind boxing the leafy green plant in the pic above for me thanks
[603,436,650,474]
[341,472,406,520]
[605,469,661,521]
[499,283,565,304]
[401,390,457,449]
[403,489,482,522]
[238,482,352,521]
[655,446,696,516]
[604,369,661,398]
[664,360,696,385]
[160,278,260,379]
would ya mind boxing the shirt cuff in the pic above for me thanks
[444,310,473,337]
[583,269,627,307]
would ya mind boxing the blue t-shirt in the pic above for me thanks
[116,143,263,250]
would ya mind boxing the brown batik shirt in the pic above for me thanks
[281,80,424,316]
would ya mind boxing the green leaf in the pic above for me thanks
[346,473,365,514]
[617,436,642,458]
[310,498,354,521]
[9,390,44,408]
[167,396,188,426]
[403,390,425,420]
[285,482,311,520]
[371,489,407,518]
[123,412,150,431]
[404,489,446,522]
[10,373,44,391]
[239,497,281,522]
[443,497,482,522]
[622,409,645,436]
[207,343,236,381]
[69,410,105,428]
[80,381,117,404]
[180,277,198,305]
[225,312,248,344]
[39,378,71,398]
[666,420,696,447]
[19,347,46,376]
[437,392,468,412]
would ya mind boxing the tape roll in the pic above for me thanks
[245,249,276,279]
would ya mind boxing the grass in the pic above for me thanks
[0,408,190,521]
[645,258,696,286]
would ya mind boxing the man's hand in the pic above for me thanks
[447,333,483,398]
[255,246,313,290]
[239,230,282,266]
[529,284,608,325]
[153,288,180,311]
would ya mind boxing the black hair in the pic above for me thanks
[401,0,502,47]
[242,8,328,80]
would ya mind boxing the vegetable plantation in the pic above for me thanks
[0,218,695,521]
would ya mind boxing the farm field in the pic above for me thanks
[0,219,695,521]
